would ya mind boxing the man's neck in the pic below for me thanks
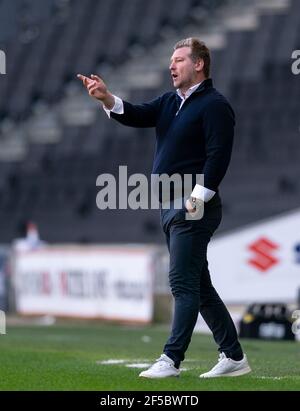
[177,81,203,100]
[178,77,206,98]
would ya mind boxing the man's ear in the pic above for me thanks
[195,58,204,72]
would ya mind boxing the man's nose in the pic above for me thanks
[169,62,175,70]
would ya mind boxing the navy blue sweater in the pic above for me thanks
[111,79,234,193]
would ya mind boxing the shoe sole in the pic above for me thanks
[139,374,180,379]
[200,366,252,378]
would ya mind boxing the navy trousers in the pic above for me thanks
[160,194,243,367]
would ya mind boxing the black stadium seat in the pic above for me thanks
[0,0,299,242]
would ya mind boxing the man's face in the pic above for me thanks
[169,47,202,92]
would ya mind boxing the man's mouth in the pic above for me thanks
[171,73,178,80]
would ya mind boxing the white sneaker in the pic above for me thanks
[199,352,251,378]
[139,354,180,379]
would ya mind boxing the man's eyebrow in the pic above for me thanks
[170,56,184,61]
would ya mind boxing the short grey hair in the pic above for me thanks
[174,37,210,78]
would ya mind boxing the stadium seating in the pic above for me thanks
[0,0,299,243]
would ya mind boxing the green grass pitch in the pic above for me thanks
[0,322,299,391]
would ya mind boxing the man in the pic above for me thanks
[78,38,251,379]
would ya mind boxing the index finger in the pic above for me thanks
[77,74,90,86]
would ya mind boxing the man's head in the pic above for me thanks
[170,38,210,93]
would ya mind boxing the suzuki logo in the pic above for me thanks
[248,237,279,272]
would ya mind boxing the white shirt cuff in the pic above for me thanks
[191,184,216,202]
[103,95,124,118]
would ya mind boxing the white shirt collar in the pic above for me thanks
[176,81,203,101]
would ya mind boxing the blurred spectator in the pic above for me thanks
[13,221,46,251]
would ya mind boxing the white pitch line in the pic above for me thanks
[97,358,192,371]
[253,376,300,380]
[96,359,127,365]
